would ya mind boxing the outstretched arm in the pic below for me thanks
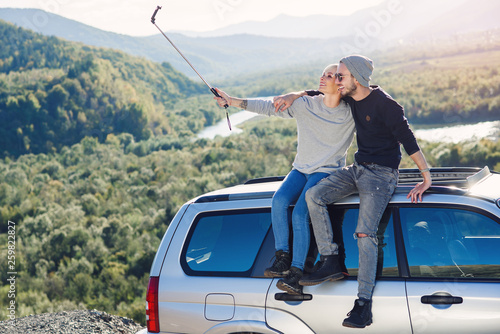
[214,88,301,120]
[407,150,432,203]
[213,88,248,109]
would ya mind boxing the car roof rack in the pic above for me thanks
[196,167,495,203]
[398,167,487,188]
[244,167,492,189]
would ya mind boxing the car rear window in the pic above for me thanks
[181,209,271,276]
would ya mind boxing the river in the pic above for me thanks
[197,110,260,139]
[413,121,500,143]
[198,110,500,144]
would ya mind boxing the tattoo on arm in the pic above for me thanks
[238,100,248,109]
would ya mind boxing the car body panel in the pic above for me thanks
[157,266,275,333]
[203,320,282,334]
[406,281,500,333]
[266,279,411,333]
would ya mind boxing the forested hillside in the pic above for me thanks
[0,20,228,158]
[0,119,297,324]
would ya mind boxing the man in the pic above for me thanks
[275,55,432,328]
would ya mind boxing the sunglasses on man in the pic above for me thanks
[335,73,350,82]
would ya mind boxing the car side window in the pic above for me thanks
[329,207,398,278]
[181,209,271,276]
[400,207,500,279]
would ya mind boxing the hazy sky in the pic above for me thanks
[0,0,385,36]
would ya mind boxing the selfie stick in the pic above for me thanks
[151,6,231,130]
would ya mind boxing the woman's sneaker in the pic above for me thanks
[277,267,303,295]
[264,250,291,277]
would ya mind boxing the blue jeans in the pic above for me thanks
[305,162,398,300]
[272,169,329,270]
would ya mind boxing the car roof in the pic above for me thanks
[193,167,500,204]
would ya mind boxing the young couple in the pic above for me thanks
[214,55,432,329]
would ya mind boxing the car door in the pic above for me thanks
[266,206,412,334]
[400,205,500,334]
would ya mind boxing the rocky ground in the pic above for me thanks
[0,309,145,334]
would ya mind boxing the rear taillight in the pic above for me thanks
[146,276,160,333]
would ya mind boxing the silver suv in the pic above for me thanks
[137,167,500,334]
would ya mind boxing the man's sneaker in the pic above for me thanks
[342,298,373,328]
[264,250,291,277]
[299,255,344,286]
[276,267,303,295]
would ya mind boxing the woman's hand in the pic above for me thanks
[214,88,231,108]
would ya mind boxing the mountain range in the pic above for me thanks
[0,0,499,80]
[183,0,472,39]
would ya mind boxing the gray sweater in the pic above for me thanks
[247,95,355,174]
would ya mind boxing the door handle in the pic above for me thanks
[275,293,313,301]
[421,293,463,305]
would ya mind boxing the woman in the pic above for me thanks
[214,64,354,295]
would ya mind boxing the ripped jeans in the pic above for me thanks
[305,162,398,300]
